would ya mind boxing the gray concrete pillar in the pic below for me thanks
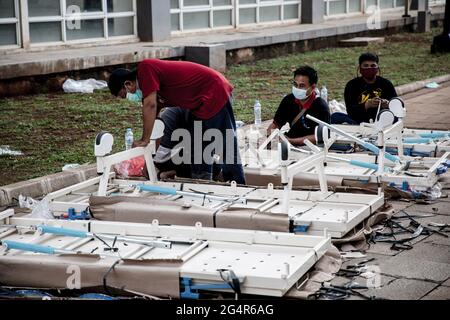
[301,0,324,24]
[136,0,171,42]
[417,0,429,11]
[185,44,227,73]
[417,0,430,33]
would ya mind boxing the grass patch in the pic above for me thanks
[1,28,449,185]
[226,28,450,122]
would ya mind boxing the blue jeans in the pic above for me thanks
[331,112,359,125]
[189,100,246,185]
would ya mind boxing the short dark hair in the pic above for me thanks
[359,52,379,65]
[108,68,137,96]
[294,66,318,86]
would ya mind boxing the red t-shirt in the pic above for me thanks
[137,59,233,120]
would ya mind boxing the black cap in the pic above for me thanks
[108,68,135,96]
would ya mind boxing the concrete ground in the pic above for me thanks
[403,81,450,130]
[328,82,450,300]
[330,195,450,300]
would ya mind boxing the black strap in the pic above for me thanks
[291,107,308,128]
[102,260,121,295]
[212,209,220,228]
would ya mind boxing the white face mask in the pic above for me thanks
[292,86,308,100]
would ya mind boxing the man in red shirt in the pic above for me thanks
[108,59,245,184]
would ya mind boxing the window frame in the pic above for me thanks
[170,0,302,34]
[324,0,405,18]
[0,0,21,49]
[15,0,137,48]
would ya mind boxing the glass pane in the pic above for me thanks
[107,0,133,12]
[329,0,346,14]
[284,4,299,20]
[260,6,280,22]
[183,11,209,30]
[108,17,133,36]
[28,0,61,17]
[213,10,232,27]
[366,0,378,9]
[66,0,102,13]
[213,0,231,6]
[396,0,405,7]
[0,0,15,18]
[349,0,362,12]
[66,19,104,40]
[184,0,209,6]
[380,0,394,8]
[171,0,179,9]
[239,0,256,4]
[239,8,256,24]
[0,23,16,45]
[30,21,62,43]
[171,13,180,31]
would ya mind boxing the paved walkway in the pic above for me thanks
[326,83,450,300]
[330,194,450,300]
[403,81,450,130]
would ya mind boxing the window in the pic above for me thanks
[324,0,406,17]
[0,0,20,47]
[26,0,137,45]
[170,0,301,33]
[237,0,301,26]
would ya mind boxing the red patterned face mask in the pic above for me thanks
[360,67,379,81]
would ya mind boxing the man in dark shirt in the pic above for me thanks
[267,66,330,146]
[331,53,398,125]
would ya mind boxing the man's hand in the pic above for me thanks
[381,99,390,109]
[286,134,316,147]
[365,97,382,110]
[267,122,279,137]
[132,139,149,148]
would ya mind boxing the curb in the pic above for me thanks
[396,74,450,96]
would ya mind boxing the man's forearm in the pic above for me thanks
[267,122,279,136]
[141,103,157,142]
[288,134,316,146]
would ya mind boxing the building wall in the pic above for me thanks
[0,0,440,50]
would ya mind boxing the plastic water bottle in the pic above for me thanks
[254,100,262,127]
[125,128,134,150]
[320,86,328,103]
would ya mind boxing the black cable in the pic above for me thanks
[217,269,241,298]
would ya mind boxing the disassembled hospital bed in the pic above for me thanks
[240,99,449,195]
[0,209,331,299]
[6,126,383,239]
[331,98,450,158]
[0,115,391,300]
